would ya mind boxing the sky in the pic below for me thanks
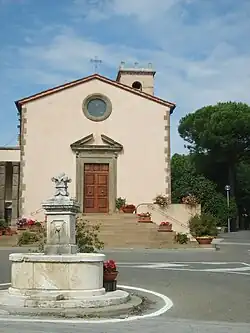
[0,0,250,153]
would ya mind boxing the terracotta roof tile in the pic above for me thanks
[15,73,176,113]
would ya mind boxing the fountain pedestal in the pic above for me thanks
[0,173,129,312]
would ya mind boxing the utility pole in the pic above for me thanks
[225,185,231,232]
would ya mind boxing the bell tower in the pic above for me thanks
[116,62,156,95]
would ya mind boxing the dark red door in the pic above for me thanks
[84,164,109,213]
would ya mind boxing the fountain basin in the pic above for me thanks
[0,252,131,312]
[9,253,106,298]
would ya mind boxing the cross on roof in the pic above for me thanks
[90,56,102,73]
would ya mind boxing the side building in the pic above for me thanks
[0,147,20,224]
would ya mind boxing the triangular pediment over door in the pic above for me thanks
[70,133,123,153]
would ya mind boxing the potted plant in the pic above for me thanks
[103,259,118,281]
[175,232,189,244]
[122,204,136,214]
[4,227,13,236]
[137,212,152,223]
[182,194,199,207]
[189,213,218,245]
[153,194,169,208]
[116,197,126,212]
[27,218,36,229]
[0,219,8,235]
[30,221,42,232]
[17,218,28,230]
[103,259,118,292]
[158,221,173,232]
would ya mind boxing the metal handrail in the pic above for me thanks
[137,202,189,231]
[30,208,44,216]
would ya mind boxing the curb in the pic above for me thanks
[103,247,217,253]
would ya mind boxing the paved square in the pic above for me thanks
[0,242,249,332]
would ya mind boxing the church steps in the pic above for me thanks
[81,213,137,220]
[80,213,179,248]
[98,224,157,230]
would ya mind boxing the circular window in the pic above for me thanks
[87,98,107,117]
[82,94,112,122]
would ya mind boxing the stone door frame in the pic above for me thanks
[71,134,123,214]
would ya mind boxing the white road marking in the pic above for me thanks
[201,266,250,272]
[131,263,189,269]
[118,261,250,274]
[228,271,250,276]
[118,261,247,266]
[242,262,250,266]
[0,284,173,324]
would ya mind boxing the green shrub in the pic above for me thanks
[21,216,104,253]
[189,213,218,237]
[116,197,126,210]
[17,231,40,246]
[76,217,104,253]
[175,232,189,244]
[0,219,7,229]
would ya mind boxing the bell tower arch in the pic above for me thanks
[116,62,156,95]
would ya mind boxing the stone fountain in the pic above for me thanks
[0,173,130,316]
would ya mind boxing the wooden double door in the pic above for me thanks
[84,163,109,213]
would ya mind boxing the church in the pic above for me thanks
[0,63,175,224]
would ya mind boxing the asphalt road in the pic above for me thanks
[0,234,250,332]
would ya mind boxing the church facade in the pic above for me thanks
[0,64,175,224]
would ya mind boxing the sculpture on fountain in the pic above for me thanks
[42,172,79,255]
[0,173,130,315]
[52,173,71,197]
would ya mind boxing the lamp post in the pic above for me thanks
[225,185,231,233]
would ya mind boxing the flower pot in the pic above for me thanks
[122,207,135,214]
[103,280,117,292]
[196,237,213,245]
[138,216,152,223]
[158,226,172,232]
[103,271,119,282]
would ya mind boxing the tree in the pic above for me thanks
[178,102,250,197]
[171,154,237,225]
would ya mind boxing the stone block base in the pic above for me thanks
[0,291,141,318]
[0,289,130,309]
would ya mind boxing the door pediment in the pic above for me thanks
[70,133,123,152]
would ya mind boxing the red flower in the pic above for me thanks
[27,219,35,226]
[103,259,117,272]
[160,221,172,226]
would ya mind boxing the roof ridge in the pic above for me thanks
[15,73,176,113]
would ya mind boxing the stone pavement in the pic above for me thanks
[0,234,249,332]
[0,317,250,333]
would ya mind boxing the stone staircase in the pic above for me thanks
[83,213,176,248]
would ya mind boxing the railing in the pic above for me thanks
[30,208,44,217]
[137,202,189,231]
[136,203,152,213]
